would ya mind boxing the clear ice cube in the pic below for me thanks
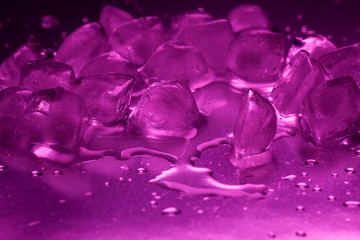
[319,43,360,86]
[20,59,76,92]
[99,5,134,37]
[227,4,273,33]
[109,16,165,66]
[232,89,277,157]
[171,11,213,34]
[128,81,200,137]
[55,22,110,76]
[271,51,326,116]
[175,19,234,73]
[0,43,43,87]
[302,76,360,146]
[15,87,88,151]
[287,34,336,62]
[227,28,284,83]
[71,73,133,125]
[140,42,209,88]
[78,51,143,90]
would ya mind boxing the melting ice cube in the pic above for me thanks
[128,81,200,138]
[15,87,88,152]
[232,89,277,158]
[302,76,360,146]
[140,42,209,88]
[170,11,213,35]
[109,16,165,66]
[176,19,234,73]
[71,73,133,125]
[0,43,43,87]
[227,28,284,83]
[227,4,273,33]
[20,59,76,92]
[99,5,134,37]
[271,50,326,116]
[55,22,110,75]
[287,34,336,62]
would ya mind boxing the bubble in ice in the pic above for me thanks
[20,59,76,92]
[227,4,273,33]
[175,19,234,73]
[0,43,43,87]
[71,73,133,125]
[0,165,8,171]
[140,42,209,89]
[31,170,43,177]
[302,76,360,146]
[287,34,336,61]
[231,89,277,160]
[227,28,284,83]
[15,87,88,158]
[77,51,143,90]
[161,207,181,216]
[109,16,165,66]
[55,22,110,75]
[271,51,326,116]
[171,11,213,34]
[345,167,356,174]
[99,5,134,37]
[41,15,60,29]
[319,43,360,86]
[128,81,200,138]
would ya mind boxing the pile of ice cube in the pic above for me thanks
[0,4,359,163]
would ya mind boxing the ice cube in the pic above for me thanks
[99,5,134,37]
[287,34,336,62]
[71,73,133,125]
[55,22,110,76]
[227,4,273,33]
[302,76,360,146]
[128,81,200,137]
[271,51,326,116]
[227,28,284,83]
[15,87,88,151]
[175,19,234,73]
[78,51,143,90]
[0,87,33,146]
[0,43,43,87]
[319,43,360,86]
[109,16,165,66]
[20,59,76,92]
[232,89,277,157]
[171,11,213,34]
[140,42,209,88]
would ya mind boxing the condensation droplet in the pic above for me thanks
[150,200,158,206]
[136,167,148,174]
[105,181,110,187]
[119,177,126,182]
[120,165,130,171]
[268,232,276,238]
[296,182,309,189]
[0,165,8,172]
[53,170,63,176]
[345,168,356,174]
[296,205,305,212]
[295,230,307,237]
[301,172,308,177]
[327,195,336,201]
[331,173,339,178]
[343,201,360,208]
[31,170,43,177]
[304,159,318,166]
[355,149,360,155]
[161,207,181,217]
[312,185,322,192]
[41,15,60,29]
[282,175,296,181]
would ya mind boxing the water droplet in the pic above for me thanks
[104,181,110,187]
[312,185,322,192]
[82,16,89,24]
[161,207,181,217]
[197,209,204,214]
[355,149,360,155]
[31,170,43,177]
[150,200,158,206]
[296,205,305,212]
[268,232,276,238]
[120,165,130,171]
[331,173,339,178]
[41,15,60,29]
[119,177,126,182]
[301,172,308,177]
[282,175,297,181]
[296,182,309,189]
[295,230,307,237]
[58,199,66,204]
[85,192,92,196]
[53,170,63,176]
[327,195,336,201]
[304,159,318,166]
[345,167,356,174]
[0,165,8,171]
[136,167,148,174]
[343,201,360,208]
[344,181,350,185]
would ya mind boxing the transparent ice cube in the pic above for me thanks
[20,59,76,92]
[128,81,200,138]
[175,19,234,73]
[109,16,165,66]
[55,22,110,76]
[171,11,213,35]
[99,5,134,37]
[71,73,133,126]
[140,42,209,88]
[227,28,284,83]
